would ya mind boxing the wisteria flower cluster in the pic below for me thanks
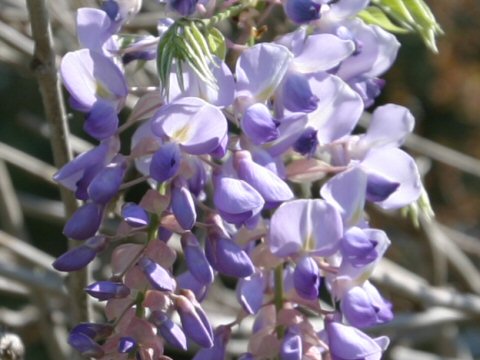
[53,0,439,358]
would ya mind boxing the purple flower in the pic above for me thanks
[193,326,231,360]
[284,0,322,24]
[52,236,107,272]
[235,43,292,106]
[280,328,302,360]
[149,142,182,183]
[325,318,389,360]
[63,203,103,240]
[269,199,343,257]
[54,138,119,200]
[60,49,127,112]
[171,178,197,230]
[234,151,294,207]
[176,295,214,348]
[181,232,214,285]
[293,256,320,300]
[213,174,264,228]
[87,156,126,204]
[138,257,176,292]
[340,227,379,268]
[281,72,319,113]
[70,322,113,340]
[68,331,104,358]
[84,100,119,140]
[118,336,136,353]
[85,280,130,301]
[241,103,280,145]
[205,229,255,278]
[121,203,149,228]
[236,272,265,314]
[152,311,187,351]
[341,282,393,328]
[151,97,228,155]
[169,0,198,16]
[177,271,209,302]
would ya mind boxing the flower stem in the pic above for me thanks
[274,264,285,338]
[201,0,256,27]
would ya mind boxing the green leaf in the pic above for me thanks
[359,6,410,33]
[368,0,443,53]
[206,27,227,60]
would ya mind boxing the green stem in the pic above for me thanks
[201,0,256,27]
[274,264,285,339]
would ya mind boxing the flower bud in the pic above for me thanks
[68,332,104,358]
[121,203,149,228]
[151,311,187,351]
[172,178,197,230]
[88,157,126,204]
[138,257,176,292]
[85,281,130,301]
[280,328,302,360]
[175,295,214,348]
[118,336,137,354]
[63,203,103,240]
[205,230,255,278]
[181,233,214,285]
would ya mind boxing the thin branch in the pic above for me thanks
[372,258,480,316]
[420,216,480,295]
[0,142,57,185]
[0,161,29,240]
[25,0,90,333]
[0,231,60,272]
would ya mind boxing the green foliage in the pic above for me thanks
[359,0,443,52]
[156,20,227,99]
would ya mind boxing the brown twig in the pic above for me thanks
[25,0,91,337]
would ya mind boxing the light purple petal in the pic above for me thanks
[269,199,342,257]
[361,148,422,209]
[76,8,113,53]
[172,179,197,230]
[84,100,119,140]
[235,151,293,205]
[236,272,265,314]
[236,43,293,103]
[213,176,265,221]
[326,319,387,360]
[305,73,363,144]
[181,233,214,285]
[152,97,227,155]
[360,104,414,149]
[60,49,127,111]
[292,34,355,73]
[320,166,367,227]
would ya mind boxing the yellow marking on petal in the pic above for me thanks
[304,232,314,252]
[172,124,190,143]
[96,81,112,99]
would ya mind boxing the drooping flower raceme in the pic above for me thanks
[52,1,437,359]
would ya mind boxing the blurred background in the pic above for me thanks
[0,0,480,359]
